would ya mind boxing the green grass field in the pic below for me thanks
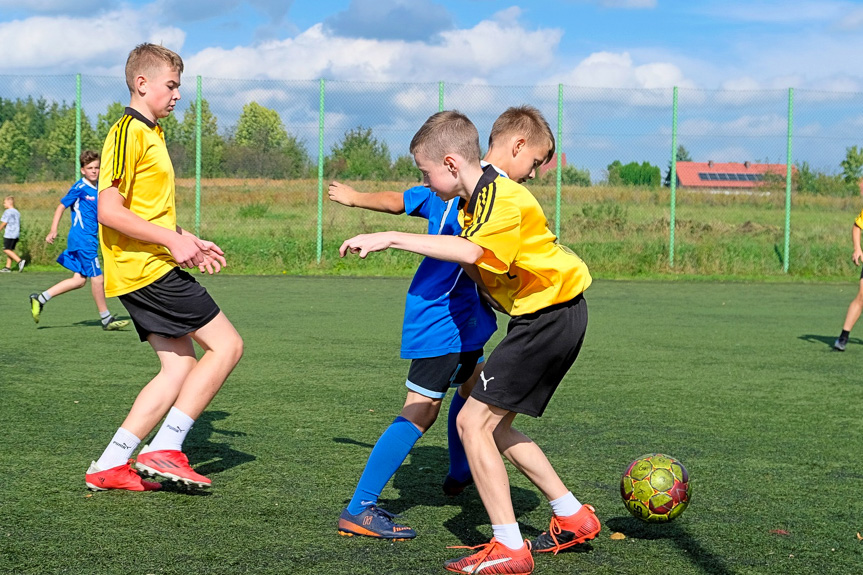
[2,273,863,574]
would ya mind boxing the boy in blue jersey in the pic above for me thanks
[330,180,498,540]
[29,151,129,331]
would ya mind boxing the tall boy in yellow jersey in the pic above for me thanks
[85,43,243,492]
[341,110,599,575]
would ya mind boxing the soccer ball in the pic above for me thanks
[620,453,691,522]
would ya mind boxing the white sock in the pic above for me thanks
[550,491,582,517]
[38,291,51,304]
[491,523,524,550]
[96,427,141,470]
[147,407,195,452]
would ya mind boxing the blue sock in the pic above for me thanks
[447,391,471,481]
[347,416,423,515]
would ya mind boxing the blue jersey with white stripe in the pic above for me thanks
[60,178,99,253]
[400,186,497,359]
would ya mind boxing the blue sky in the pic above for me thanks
[1,0,862,174]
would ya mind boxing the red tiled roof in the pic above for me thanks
[539,153,566,176]
[676,161,794,188]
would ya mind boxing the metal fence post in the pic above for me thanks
[75,73,81,178]
[784,87,794,273]
[195,75,202,237]
[556,84,563,238]
[669,86,678,268]
[438,81,444,112]
[317,78,325,263]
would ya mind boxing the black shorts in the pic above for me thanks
[471,294,587,417]
[3,237,18,250]
[119,268,221,342]
[405,349,484,399]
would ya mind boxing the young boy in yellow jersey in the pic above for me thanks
[85,43,244,492]
[340,110,599,574]
[834,208,863,351]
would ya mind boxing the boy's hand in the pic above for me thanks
[328,181,358,206]
[854,248,863,266]
[167,233,205,269]
[45,231,58,244]
[340,232,393,258]
[197,240,227,274]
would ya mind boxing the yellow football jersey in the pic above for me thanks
[98,107,177,297]
[460,167,592,315]
[855,208,863,230]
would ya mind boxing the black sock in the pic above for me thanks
[840,330,850,342]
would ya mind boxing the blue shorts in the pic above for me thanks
[57,249,101,277]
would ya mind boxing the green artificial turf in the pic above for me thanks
[1,273,862,574]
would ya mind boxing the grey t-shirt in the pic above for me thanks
[2,208,20,239]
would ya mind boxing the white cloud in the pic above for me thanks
[186,8,562,83]
[836,6,863,30]
[0,10,185,73]
[546,51,696,91]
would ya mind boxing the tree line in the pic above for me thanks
[1,96,861,194]
[0,96,420,183]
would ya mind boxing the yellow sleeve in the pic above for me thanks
[461,196,520,274]
[100,117,139,199]
[855,208,863,229]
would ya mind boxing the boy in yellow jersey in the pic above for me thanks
[85,43,243,492]
[833,208,863,351]
[340,110,598,574]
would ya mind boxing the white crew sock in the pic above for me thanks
[147,407,195,452]
[38,291,52,304]
[96,427,141,470]
[550,491,582,517]
[492,523,524,550]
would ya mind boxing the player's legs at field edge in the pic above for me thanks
[4,248,21,268]
[836,277,863,349]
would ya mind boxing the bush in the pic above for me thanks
[607,160,661,188]
[539,165,591,186]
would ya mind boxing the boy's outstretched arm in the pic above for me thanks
[98,187,204,269]
[328,181,405,214]
[340,231,482,264]
[45,204,67,244]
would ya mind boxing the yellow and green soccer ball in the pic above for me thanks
[620,453,691,522]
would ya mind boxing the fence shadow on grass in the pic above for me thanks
[606,516,733,575]
[798,333,863,350]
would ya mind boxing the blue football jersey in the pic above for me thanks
[60,179,99,253]
[400,186,497,358]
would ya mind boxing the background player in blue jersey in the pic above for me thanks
[29,151,129,331]
[329,180,498,540]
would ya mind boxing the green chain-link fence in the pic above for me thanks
[2,74,862,278]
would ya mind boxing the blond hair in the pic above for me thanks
[489,105,555,163]
[125,43,184,94]
[410,110,481,163]
[4,196,13,204]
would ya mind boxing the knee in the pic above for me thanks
[71,276,86,289]
[228,333,244,365]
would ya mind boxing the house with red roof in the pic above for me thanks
[674,161,794,189]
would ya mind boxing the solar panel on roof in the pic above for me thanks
[699,173,710,180]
